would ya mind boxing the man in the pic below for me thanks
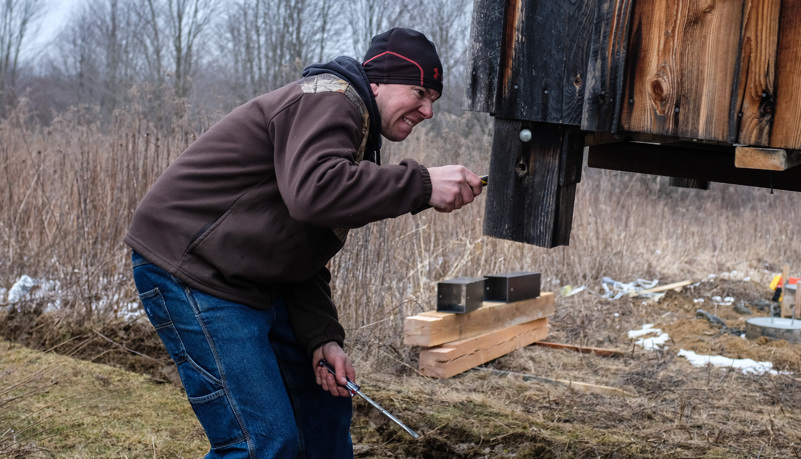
[126,28,483,457]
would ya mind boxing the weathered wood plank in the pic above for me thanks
[621,0,744,141]
[533,341,625,358]
[735,146,801,171]
[587,141,801,192]
[464,0,506,113]
[769,2,801,149]
[418,318,549,379]
[404,292,555,347]
[730,0,781,146]
[582,0,635,133]
[483,120,583,247]
[493,0,595,124]
[562,0,597,125]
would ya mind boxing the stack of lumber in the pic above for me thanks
[404,293,555,378]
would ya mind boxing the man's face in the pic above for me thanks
[371,83,440,141]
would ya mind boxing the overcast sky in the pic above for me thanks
[33,0,80,47]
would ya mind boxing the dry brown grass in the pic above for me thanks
[1,95,801,456]
[1,97,798,335]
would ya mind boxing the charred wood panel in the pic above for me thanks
[582,0,635,133]
[588,142,801,192]
[491,0,595,124]
[770,2,801,149]
[484,120,583,247]
[620,0,745,141]
[464,0,506,113]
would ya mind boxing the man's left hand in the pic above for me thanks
[312,341,356,397]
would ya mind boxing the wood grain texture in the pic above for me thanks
[769,2,801,149]
[464,0,506,113]
[621,0,744,141]
[418,318,549,379]
[404,293,555,347]
[494,0,595,124]
[582,0,635,132]
[730,0,781,146]
[483,120,583,247]
[735,146,801,171]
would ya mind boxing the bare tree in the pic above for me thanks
[345,0,407,58]
[218,0,337,101]
[404,0,473,114]
[165,0,219,98]
[137,0,166,87]
[0,0,45,99]
[48,0,141,114]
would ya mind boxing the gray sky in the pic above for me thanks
[33,0,79,47]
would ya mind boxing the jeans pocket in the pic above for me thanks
[187,386,246,450]
[138,287,187,364]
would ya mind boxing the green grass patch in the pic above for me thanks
[0,340,207,457]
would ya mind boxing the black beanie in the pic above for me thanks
[363,28,443,95]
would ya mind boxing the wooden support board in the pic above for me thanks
[419,318,549,379]
[735,147,801,171]
[404,293,555,347]
[533,341,624,358]
[484,120,583,247]
[587,141,801,193]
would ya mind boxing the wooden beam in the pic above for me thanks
[404,293,555,347]
[480,368,637,397]
[533,341,625,358]
[781,265,793,318]
[484,120,584,247]
[419,318,549,379]
[587,141,801,192]
[633,280,693,296]
[735,147,801,171]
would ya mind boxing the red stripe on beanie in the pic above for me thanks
[363,51,425,87]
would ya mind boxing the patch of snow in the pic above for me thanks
[628,324,660,338]
[637,333,670,350]
[677,349,780,375]
[626,324,670,350]
[7,275,37,304]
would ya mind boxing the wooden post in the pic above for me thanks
[780,265,791,318]
[483,120,583,247]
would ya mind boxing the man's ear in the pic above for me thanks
[370,83,379,97]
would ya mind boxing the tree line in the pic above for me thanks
[3,0,474,124]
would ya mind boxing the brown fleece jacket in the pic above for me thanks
[125,73,432,354]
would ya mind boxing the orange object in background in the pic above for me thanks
[770,275,799,290]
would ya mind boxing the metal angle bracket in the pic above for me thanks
[437,277,485,314]
[484,272,541,303]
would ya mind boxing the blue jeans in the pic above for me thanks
[132,252,353,458]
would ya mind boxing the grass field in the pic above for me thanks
[2,99,801,457]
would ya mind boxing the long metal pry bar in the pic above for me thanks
[317,360,420,439]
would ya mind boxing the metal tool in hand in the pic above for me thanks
[317,359,420,439]
[412,174,488,215]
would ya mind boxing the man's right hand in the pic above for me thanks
[426,165,483,212]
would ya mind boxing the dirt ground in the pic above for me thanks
[347,276,801,458]
[3,275,801,458]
